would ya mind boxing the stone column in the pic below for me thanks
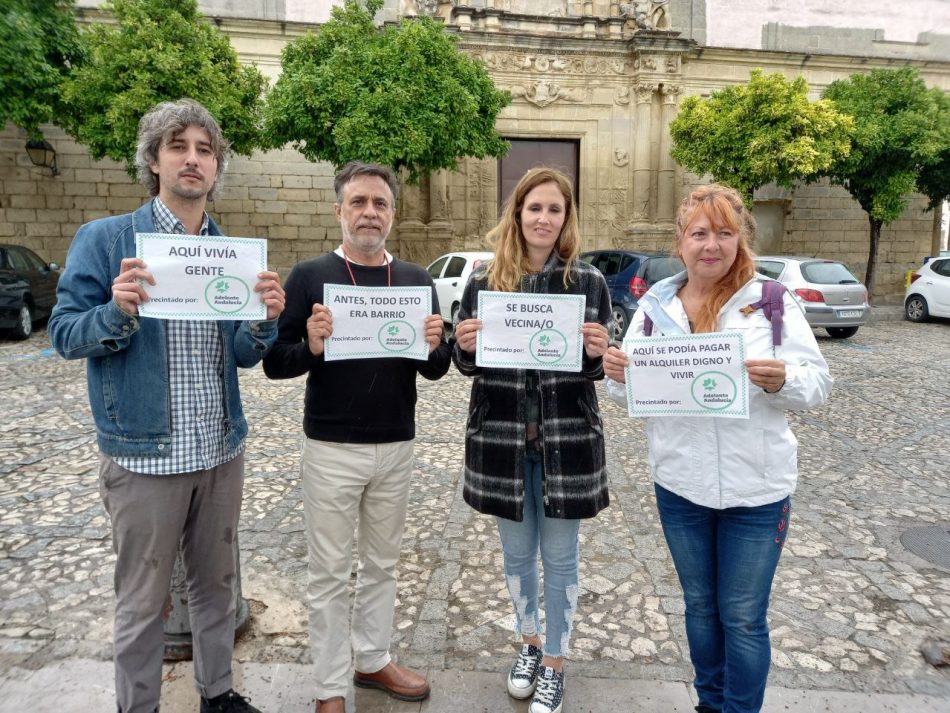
[631,83,657,226]
[426,169,454,262]
[656,84,681,226]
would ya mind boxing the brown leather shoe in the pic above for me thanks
[314,696,345,713]
[353,661,431,701]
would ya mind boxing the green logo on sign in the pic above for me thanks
[690,371,738,411]
[204,275,251,314]
[529,329,567,364]
[378,320,415,352]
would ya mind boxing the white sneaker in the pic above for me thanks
[530,666,564,713]
[506,643,543,699]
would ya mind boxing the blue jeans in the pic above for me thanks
[655,484,791,713]
[495,454,581,658]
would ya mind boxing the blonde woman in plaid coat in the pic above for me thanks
[453,168,612,713]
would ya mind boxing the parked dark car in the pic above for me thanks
[0,244,60,340]
[579,249,684,341]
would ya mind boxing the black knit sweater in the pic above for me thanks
[263,253,451,443]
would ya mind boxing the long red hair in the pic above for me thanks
[674,185,756,333]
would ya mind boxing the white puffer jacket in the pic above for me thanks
[607,272,832,509]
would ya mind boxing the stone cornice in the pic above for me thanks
[689,45,950,77]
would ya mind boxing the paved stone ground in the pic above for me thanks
[0,316,948,711]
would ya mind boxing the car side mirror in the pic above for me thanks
[48,262,60,271]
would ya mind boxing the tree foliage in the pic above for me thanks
[262,0,510,181]
[915,89,950,211]
[822,67,950,292]
[0,0,83,139]
[669,70,853,203]
[60,0,266,175]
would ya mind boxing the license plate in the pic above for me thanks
[837,310,862,319]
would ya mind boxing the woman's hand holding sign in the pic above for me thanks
[582,322,610,359]
[604,345,628,383]
[455,318,482,354]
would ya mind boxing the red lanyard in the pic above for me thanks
[342,250,391,287]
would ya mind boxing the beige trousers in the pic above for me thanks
[300,438,415,700]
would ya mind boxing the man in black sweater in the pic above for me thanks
[263,162,450,713]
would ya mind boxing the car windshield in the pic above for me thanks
[801,261,860,285]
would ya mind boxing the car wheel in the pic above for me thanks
[11,304,33,340]
[904,295,929,323]
[610,305,629,341]
[826,326,859,339]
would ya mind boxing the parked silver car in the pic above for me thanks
[754,256,869,338]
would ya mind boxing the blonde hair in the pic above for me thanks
[485,167,581,292]
[674,184,756,333]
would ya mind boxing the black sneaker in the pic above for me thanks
[530,666,563,713]
[507,643,543,699]
[695,707,720,713]
[200,690,262,713]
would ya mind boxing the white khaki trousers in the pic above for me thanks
[301,438,415,700]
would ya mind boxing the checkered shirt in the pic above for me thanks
[113,197,242,475]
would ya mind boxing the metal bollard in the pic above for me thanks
[162,535,251,661]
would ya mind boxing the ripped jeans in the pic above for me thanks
[495,453,581,658]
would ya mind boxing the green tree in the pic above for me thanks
[262,0,510,181]
[822,68,950,295]
[915,89,950,211]
[669,70,853,203]
[60,0,265,175]
[0,0,83,139]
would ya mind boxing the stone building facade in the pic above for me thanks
[1,0,948,300]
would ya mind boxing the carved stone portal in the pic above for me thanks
[508,81,587,107]
[619,1,671,31]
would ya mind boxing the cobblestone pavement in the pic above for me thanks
[1,319,948,703]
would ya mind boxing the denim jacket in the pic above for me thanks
[49,201,277,458]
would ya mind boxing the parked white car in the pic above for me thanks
[426,251,493,327]
[904,256,950,322]
[754,256,870,338]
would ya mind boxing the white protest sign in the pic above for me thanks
[476,292,585,372]
[136,233,267,320]
[323,284,431,361]
[623,332,748,418]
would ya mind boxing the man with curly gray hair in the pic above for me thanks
[50,98,285,713]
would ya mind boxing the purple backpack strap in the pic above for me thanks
[644,280,784,344]
[747,279,785,346]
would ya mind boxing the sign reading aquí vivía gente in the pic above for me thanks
[136,233,267,320]
[323,284,432,362]
[476,292,585,372]
[622,332,749,418]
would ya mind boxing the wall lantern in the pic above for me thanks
[25,139,59,176]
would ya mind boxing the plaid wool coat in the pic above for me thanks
[452,254,612,522]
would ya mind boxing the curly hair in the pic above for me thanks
[485,167,581,292]
[673,184,757,333]
[135,98,229,201]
